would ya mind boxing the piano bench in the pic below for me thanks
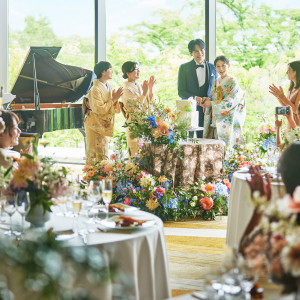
[13,132,40,154]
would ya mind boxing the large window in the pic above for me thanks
[8,0,95,89]
[216,0,300,141]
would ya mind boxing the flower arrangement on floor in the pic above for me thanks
[82,151,229,221]
[241,167,300,294]
[3,144,70,214]
[124,101,188,149]
[255,119,276,155]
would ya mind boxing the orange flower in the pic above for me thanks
[237,156,244,161]
[158,122,170,135]
[82,165,92,172]
[158,176,167,183]
[170,114,176,120]
[152,128,161,139]
[88,170,95,177]
[110,154,116,161]
[199,197,214,211]
[165,107,171,114]
[116,163,122,169]
[83,176,88,181]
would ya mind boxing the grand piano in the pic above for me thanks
[7,46,93,137]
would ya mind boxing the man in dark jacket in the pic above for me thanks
[178,39,217,138]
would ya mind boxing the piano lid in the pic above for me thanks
[11,47,93,104]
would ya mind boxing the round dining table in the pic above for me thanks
[226,169,286,249]
[3,209,171,300]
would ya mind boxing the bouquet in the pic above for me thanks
[124,101,188,149]
[5,153,70,213]
[241,166,300,294]
[255,120,276,155]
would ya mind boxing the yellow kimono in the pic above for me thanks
[83,80,120,162]
[121,81,151,157]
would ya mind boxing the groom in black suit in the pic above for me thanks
[178,39,217,138]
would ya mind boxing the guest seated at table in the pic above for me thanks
[120,61,156,157]
[239,142,300,252]
[269,60,300,132]
[275,104,300,148]
[0,110,21,168]
[201,55,246,147]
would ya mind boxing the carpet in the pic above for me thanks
[163,217,227,297]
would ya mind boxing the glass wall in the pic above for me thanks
[8,0,95,89]
[216,0,300,141]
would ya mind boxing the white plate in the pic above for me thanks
[100,215,156,230]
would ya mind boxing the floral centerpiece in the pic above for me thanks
[241,166,300,294]
[283,127,300,148]
[255,119,276,155]
[124,101,188,150]
[224,145,264,181]
[3,148,70,215]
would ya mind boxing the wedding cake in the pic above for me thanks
[176,98,199,129]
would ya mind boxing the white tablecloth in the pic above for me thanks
[4,210,170,300]
[226,171,286,248]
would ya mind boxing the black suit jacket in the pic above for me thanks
[177,59,217,99]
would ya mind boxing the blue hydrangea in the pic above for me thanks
[147,115,157,128]
[215,182,229,198]
[261,136,276,151]
[116,180,132,196]
[168,129,174,143]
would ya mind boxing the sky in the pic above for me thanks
[8,0,300,38]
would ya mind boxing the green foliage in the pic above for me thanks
[0,230,117,299]
[7,0,300,147]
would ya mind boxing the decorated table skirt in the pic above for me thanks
[141,139,225,187]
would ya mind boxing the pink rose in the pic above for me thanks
[199,197,214,211]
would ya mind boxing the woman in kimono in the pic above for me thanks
[202,55,246,146]
[83,61,123,162]
[121,61,156,157]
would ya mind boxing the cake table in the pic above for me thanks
[141,139,225,188]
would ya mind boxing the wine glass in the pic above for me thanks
[86,180,101,224]
[3,196,16,236]
[0,188,6,223]
[102,179,112,220]
[15,191,31,238]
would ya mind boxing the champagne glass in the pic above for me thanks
[15,191,31,237]
[72,197,82,235]
[102,179,112,220]
[3,196,16,236]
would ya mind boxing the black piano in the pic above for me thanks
[7,46,93,137]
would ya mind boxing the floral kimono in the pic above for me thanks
[83,80,120,162]
[203,76,246,146]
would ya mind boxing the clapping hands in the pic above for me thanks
[112,87,124,103]
[269,84,285,100]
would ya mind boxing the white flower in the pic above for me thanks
[190,201,196,207]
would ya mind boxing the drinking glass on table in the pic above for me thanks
[3,196,16,236]
[72,197,82,235]
[86,180,101,224]
[15,191,31,237]
[102,179,112,220]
